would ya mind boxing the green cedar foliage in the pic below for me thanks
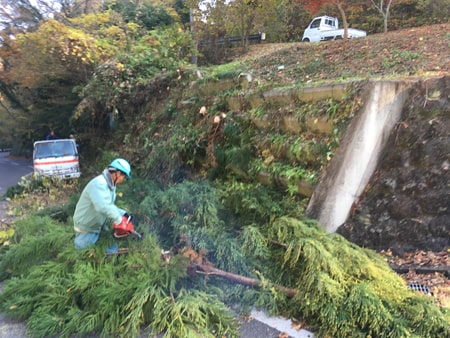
[137,179,449,337]
[0,216,72,279]
[138,180,252,274]
[264,217,450,337]
[0,214,238,337]
[0,180,448,337]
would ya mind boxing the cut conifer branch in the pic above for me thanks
[194,262,297,298]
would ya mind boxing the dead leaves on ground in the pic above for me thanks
[380,249,450,308]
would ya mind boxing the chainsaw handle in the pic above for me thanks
[123,213,134,223]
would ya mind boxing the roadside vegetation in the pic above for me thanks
[0,0,449,337]
[2,174,449,337]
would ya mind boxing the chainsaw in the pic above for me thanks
[113,214,142,239]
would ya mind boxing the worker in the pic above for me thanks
[73,158,131,253]
[46,129,59,140]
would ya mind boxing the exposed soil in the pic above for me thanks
[338,77,450,308]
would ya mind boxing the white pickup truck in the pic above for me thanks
[302,16,366,42]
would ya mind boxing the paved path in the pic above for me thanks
[0,152,33,196]
[0,302,311,338]
[0,295,27,338]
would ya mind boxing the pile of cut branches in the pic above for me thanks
[0,179,448,338]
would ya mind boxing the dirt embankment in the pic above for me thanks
[229,26,450,305]
[231,23,449,85]
[337,77,449,254]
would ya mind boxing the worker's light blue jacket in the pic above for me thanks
[73,169,125,233]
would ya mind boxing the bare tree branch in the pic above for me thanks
[370,0,394,32]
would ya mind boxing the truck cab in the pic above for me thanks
[302,16,366,42]
[302,16,338,42]
[33,139,81,179]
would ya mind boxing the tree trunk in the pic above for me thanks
[336,2,348,41]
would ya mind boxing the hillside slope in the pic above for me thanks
[230,23,449,84]
[0,23,448,336]
[225,24,450,307]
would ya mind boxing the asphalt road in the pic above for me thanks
[0,152,314,338]
[0,152,33,196]
[0,307,311,338]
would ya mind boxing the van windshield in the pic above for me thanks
[34,140,77,159]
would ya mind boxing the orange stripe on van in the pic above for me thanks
[34,159,79,166]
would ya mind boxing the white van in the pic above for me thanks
[33,139,81,179]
